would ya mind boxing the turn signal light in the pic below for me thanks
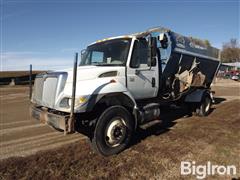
[110,79,116,83]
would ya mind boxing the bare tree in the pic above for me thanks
[221,38,240,63]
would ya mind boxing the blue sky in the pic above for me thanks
[1,0,239,71]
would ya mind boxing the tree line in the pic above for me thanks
[220,38,240,63]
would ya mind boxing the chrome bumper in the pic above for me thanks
[31,106,69,132]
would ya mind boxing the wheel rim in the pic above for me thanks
[105,117,127,147]
[205,97,211,112]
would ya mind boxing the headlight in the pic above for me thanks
[68,96,88,107]
[60,96,88,108]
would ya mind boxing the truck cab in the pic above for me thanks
[81,36,160,99]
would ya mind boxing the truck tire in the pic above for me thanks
[91,105,134,156]
[195,95,212,117]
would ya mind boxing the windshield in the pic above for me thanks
[80,38,131,66]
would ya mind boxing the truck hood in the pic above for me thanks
[59,66,125,83]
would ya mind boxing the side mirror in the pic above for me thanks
[148,37,157,66]
[159,33,165,41]
[80,49,87,65]
[159,33,168,49]
[81,49,86,60]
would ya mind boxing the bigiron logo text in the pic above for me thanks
[181,161,237,179]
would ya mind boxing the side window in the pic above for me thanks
[91,51,104,63]
[130,39,148,68]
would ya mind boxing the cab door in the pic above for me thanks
[126,38,159,99]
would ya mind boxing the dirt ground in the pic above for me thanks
[0,86,86,160]
[0,79,239,179]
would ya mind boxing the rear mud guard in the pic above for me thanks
[184,89,212,103]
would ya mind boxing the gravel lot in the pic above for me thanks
[0,86,86,160]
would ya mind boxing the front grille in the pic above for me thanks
[42,77,58,107]
[33,77,44,103]
[32,72,67,108]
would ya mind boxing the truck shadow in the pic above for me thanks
[214,97,226,105]
[130,97,226,148]
[130,106,188,146]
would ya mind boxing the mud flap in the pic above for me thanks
[184,89,211,103]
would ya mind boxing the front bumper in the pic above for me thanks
[31,106,69,131]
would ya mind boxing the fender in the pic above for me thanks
[74,80,136,110]
[74,81,139,128]
[184,89,212,103]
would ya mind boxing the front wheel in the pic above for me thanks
[91,105,134,156]
[195,95,212,117]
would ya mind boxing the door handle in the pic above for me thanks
[152,78,156,87]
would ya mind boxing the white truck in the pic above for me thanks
[31,27,220,156]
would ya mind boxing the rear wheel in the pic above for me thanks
[91,105,134,156]
[195,95,212,117]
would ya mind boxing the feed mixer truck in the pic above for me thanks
[31,27,220,156]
